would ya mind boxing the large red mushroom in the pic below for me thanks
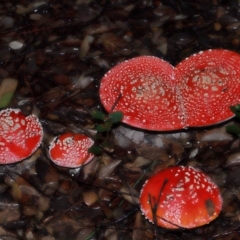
[100,56,181,130]
[0,108,43,164]
[99,49,240,131]
[140,166,222,229]
[176,49,240,127]
[49,132,94,168]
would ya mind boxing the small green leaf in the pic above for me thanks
[230,105,240,118]
[108,111,124,123]
[0,93,14,108]
[0,78,18,108]
[230,104,240,112]
[90,110,106,121]
[226,124,240,136]
[88,145,103,155]
[233,111,240,119]
[95,122,112,132]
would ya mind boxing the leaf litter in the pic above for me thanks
[1,0,240,239]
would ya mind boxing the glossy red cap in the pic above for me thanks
[0,108,43,164]
[49,132,94,168]
[140,166,222,229]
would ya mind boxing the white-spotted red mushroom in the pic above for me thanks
[99,49,240,131]
[100,56,181,131]
[140,166,222,229]
[176,49,240,127]
[0,108,43,164]
[49,132,94,168]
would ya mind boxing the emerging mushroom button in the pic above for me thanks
[0,108,43,164]
[140,166,222,229]
[49,132,94,168]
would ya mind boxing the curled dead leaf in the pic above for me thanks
[99,159,122,180]
[99,33,127,53]
[120,186,139,205]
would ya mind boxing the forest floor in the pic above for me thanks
[1,0,240,239]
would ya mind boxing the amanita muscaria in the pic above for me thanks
[0,108,43,164]
[49,132,94,168]
[140,166,222,229]
[100,49,240,130]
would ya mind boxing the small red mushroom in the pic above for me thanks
[49,132,94,168]
[140,166,222,229]
[0,108,43,164]
[99,49,240,131]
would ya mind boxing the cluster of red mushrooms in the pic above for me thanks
[0,108,94,167]
[100,49,240,130]
[1,48,240,229]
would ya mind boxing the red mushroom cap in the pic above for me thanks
[176,49,240,127]
[99,49,240,131]
[140,166,222,229]
[49,132,94,168]
[0,108,43,164]
[100,56,182,131]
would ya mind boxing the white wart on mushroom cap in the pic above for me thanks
[0,108,43,164]
[140,166,222,229]
[100,49,240,131]
[49,132,94,168]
